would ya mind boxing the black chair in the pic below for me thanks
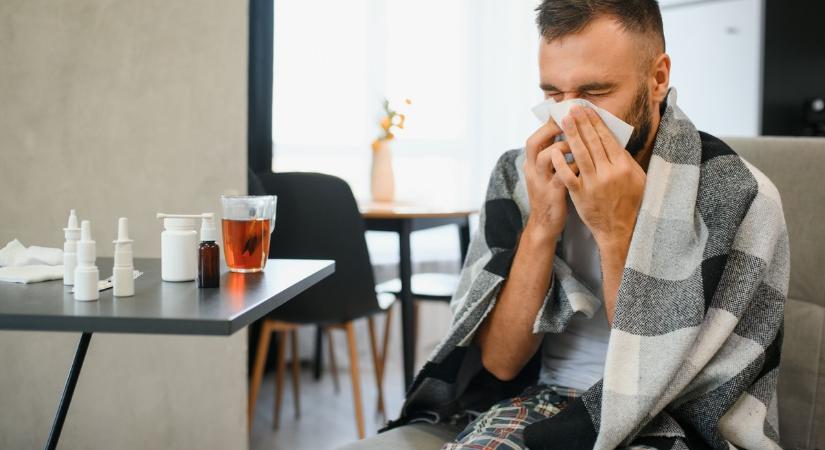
[248,172,394,439]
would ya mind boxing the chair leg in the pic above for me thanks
[313,326,324,380]
[367,316,386,417]
[273,331,287,430]
[413,300,421,369]
[378,306,393,413]
[290,329,301,419]
[327,328,340,393]
[380,306,393,376]
[344,321,366,439]
[248,320,272,432]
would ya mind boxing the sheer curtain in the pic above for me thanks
[273,0,542,207]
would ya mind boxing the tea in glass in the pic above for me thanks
[220,195,277,273]
[222,219,271,272]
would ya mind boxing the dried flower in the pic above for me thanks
[375,98,412,145]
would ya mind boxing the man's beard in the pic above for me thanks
[624,82,653,156]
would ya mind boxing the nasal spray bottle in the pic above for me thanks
[112,218,135,297]
[63,210,81,286]
[74,220,99,302]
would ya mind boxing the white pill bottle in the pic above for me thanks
[156,214,199,282]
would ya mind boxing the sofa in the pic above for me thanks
[339,136,825,450]
[728,136,825,450]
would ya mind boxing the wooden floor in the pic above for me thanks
[249,362,405,449]
[250,301,453,450]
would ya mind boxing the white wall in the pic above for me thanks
[0,0,249,448]
[662,0,764,136]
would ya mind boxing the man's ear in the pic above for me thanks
[650,53,671,103]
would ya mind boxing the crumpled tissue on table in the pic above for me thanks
[0,239,64,284]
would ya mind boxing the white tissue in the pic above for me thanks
[0,240,63,267]
[0,239,26,267]
[0,265,64,284]
[532,98,634,149]
[17,246,64,266]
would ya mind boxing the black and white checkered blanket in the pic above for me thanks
[388,92,789,450]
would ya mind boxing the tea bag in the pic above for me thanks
[242,221,260,256]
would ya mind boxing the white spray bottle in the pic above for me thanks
[74,220,99,302]
[112,218,135,297]
[63,210,81,286]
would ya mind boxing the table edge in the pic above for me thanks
[0,260,336,336]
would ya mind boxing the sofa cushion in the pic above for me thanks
[725,137,825,449]
[778,297,824,449]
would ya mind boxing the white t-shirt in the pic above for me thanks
[538,197,611,391]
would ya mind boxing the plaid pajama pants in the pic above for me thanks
[441,385,582,450]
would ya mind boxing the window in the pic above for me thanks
[273,0,543,207]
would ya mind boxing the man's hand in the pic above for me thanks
[549,105,646,251]
[548,105,646,325]
[523,119,577,240]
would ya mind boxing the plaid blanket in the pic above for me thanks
[388,91,789,450]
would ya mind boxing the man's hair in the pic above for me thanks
[535,0,665,56]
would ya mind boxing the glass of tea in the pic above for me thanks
[220,195,277,273]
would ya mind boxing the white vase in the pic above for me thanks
[371,140,395,202]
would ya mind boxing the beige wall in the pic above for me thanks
[0,331,248,449]
[0,0,246,253]
[0,0,248,448]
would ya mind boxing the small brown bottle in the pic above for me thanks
[198,214,220,288]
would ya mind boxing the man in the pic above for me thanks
[343,1,787,449]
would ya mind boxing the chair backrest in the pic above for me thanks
[256,172,380,324]
[724,136,825,450]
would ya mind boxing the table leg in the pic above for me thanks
[45,332,92,450]
[399,220,415,389]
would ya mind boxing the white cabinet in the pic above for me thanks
[662,0,763,136]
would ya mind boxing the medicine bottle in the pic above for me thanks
[198,214,220,288]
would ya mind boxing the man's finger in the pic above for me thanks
[547,141,572,174]
[536,147,553,181]
[573,106,610,166]
[561,114,595,177]
[549,141,580,183]
[539,140,569,179]
[549,144,581,191]
[585,107,623,162]
[525,119,563,168]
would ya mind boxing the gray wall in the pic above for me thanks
[0,0,249,448]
